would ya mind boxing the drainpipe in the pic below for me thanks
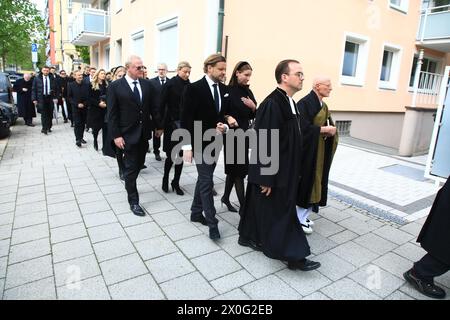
[217,0,225,53]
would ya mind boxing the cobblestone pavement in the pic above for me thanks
[0,118,448,300]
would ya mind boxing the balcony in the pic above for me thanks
[417,4,450,52]
[69,8,110,46]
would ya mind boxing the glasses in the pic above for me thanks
[136,66,145,71]
[288,72,304,79]
[158,69,167,71]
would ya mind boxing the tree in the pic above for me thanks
[76,46,90,64]
[0,0,46,71]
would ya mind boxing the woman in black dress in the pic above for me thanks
[222,61,257,213]
[88,69,108,151]
[161,61,192,195]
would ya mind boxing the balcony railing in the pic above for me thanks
[413,71,444,107]
[69,8,110,46]
[417,4,450,41]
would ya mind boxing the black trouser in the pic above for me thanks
[191,157,218,228]
[41,97,54,131]
[414,253,450,283]
[163,150,183,183]
[73,107,87,141]
[116,148,125,176]
[24,117,32,125]
[123,137,149,205]
[153,130,161,154]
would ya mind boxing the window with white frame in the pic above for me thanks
[340,34,369,86]
[131,30,145,57]
[389,0,409,13]
[157,17,179,71]
[115,0,123,13]
[379,45,402,90]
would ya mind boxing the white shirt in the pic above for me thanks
[125,74,142,100]
[43,75,49,95]
[205,75,222,112]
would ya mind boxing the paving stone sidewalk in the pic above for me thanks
[0,118,448,300]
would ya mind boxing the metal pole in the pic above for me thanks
[217,0,225,53]
[412,49,424,108]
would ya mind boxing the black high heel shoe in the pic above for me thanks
[162,177,169,193]
[171,181,184,196]
[221,197,237,212]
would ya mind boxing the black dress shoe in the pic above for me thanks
[130,204,146,217]
[142,165,147,169]
[41,129,47,135]
[64,119,68,123]
[403,269,446,299]
[155,153,162,161]
[190,214,207,226]
[81,139,87,144]
[288,259,321,271]
[238,236,262,251]
[76,140,82,147]
[209,227,221,240]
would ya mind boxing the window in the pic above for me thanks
[340,33,370,86]
[389,0,409,13]
[67,0,73,14]
[116,39,122,65]
[131,30,145,57]
[115,0,123,13]
[157,17,178,71]
[409,56,439,87]
[104,46,110,70]
[379,44,402,90]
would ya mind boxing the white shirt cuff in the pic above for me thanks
[181,145,192,151]
[223,124,229,133]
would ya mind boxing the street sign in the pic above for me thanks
[31,43,38,63]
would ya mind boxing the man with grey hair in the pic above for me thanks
[13,73,36,126]
[296,76,338,234]
[107,55,163,216]
[148,62,170,161]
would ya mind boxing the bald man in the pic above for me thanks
[296,76,338,234]
[13,73,36,126]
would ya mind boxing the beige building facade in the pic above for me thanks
[66,0,450,155]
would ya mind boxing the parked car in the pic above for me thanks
[0,72,14,104]
[0,101,18,126]
[0,104,11,139]
[7,73,23,85]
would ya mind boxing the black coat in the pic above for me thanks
[87,82,107,130]
[107,77,162,148]
[224,85,256,178]
[160,75,189,154]
[31,74,57,103]
[13,78,36,119]
[239,88,310,261]
[180,76,231,154]
[67,81,90,112]
[296,90,337,208]
[417,177,450,265]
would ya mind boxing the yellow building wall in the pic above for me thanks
[223,0,428,113]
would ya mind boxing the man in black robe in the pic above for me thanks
[13,74,36,126]
[296,76,338,234]
[238,60,320,271]
[404,177,450,299]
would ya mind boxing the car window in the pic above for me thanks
[0,74,10,88]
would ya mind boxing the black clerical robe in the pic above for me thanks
[297,90,338,209]
[239,88,310,262]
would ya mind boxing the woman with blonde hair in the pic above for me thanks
[160,61,192,195]
[88,68,108,151]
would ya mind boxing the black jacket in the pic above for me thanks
[32,74,57,103]
[67,81,90,111]
[150,76,170,109]
[107,77,162,147]
[180,76,231,153]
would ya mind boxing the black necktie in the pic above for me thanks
[212,83,220,113]
[161,79,165,85]
[133,81,141,104]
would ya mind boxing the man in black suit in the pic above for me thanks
[149,63,169,161]
[32,66,58,135]
[108,55,163,216]
[67,70,90,147]
[181,54,237,240]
